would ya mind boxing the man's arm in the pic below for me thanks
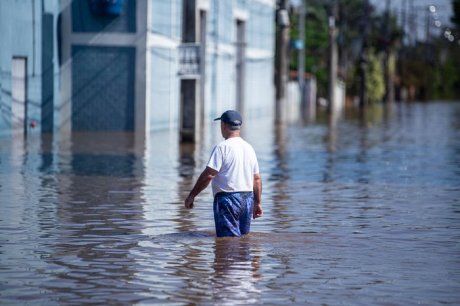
[253,173,263,218]
[184,166,218,209]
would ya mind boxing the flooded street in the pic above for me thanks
[1,101,460,305]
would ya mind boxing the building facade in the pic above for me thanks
[0,0,275,140]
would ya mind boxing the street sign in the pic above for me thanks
[178,43,201,79]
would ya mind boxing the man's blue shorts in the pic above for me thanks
[213,192,254,237]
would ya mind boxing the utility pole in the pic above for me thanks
[384,0,394,104]
[409,0,415,45]
[298,0,305,105]
[275,0,290,124]
[328,0,338,114]
[359,0,370,109]
[402,0,407,45]
[426,6,431,42]
[399,0,408,101]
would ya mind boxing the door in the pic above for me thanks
[11,57,27,135]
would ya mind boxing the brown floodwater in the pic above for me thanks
[1,102,459,305]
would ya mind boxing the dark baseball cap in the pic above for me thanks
[214,110,242,126]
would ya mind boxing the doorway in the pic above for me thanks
[11,57,27,135]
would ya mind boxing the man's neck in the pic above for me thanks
[225,131,240,139]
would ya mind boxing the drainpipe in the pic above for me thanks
[32,0,36,76]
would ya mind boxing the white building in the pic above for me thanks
[0,0,275,141]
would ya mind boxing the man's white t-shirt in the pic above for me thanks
[207,137,259,196]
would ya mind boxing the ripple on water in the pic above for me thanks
[1,102,460,305]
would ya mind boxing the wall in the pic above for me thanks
[147,0,181,131]
[147,0,275,131]
[0,0,43,136]
[205,0,275,121]
[71,46,135,131]
[0,0,275,136]
[243,0,275,118]
[59,0,147,134]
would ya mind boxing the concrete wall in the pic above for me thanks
[147,0,275,131]
[147,0,182,131]
[287,77,318,123]
[69,0,138,128]
[243,0,275,118]
[206,0,275,121]
[0,0,60,136]
[60,0,147,134]
[0,0,275,136]
[333,79,346,114]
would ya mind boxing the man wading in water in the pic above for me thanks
[184,110,263,237]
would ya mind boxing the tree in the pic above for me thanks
[289,0,403,103]
[366,51,385,103]
[452,0,460,29]
[289,1,329,96]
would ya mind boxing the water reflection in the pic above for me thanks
[323,112,338,182]
[1,102,460,305]
[175,143,198,233]
[212,237,261,304]
[45,132,149,304]
[270,125,293,231]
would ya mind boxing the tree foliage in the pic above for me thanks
[289,1,329,96]
[398,0,460,100]
[366,51,385,103]
[289,0,460,102]
[289,0,403,102]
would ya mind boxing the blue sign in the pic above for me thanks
[290,39,304,50]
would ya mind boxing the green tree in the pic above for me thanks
[289,0,403,102]
[397,0,460,101]
[366,51,385,103]
[289,1,329,96]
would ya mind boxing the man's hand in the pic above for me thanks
[184,167,217,210]
[253,174,262,219]
[253,203,263,219]
[184,195,194,209]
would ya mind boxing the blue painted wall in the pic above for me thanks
[205,0,275,119]
[0,0,275,135]
[148,0,182,131]
[71,46,135,131]
[147,0,275,131]
[150,0,181,38]
[0,0,41,136]
[0,0,60,136]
